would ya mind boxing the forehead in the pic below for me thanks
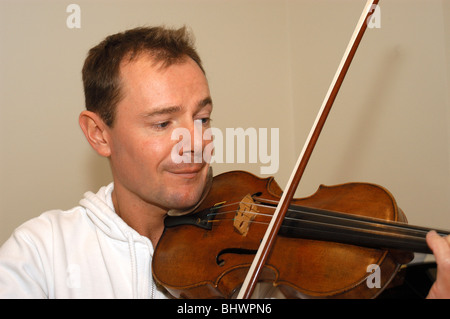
[118,53,209,107]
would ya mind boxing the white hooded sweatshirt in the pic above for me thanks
[0,183,169,299]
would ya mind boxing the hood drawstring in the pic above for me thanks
[127,234,138,299]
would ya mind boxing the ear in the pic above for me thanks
[79,110,112,157]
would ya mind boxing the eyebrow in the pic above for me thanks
[142,105,182,118]
[142,96,213,118]
[199,97,213,109]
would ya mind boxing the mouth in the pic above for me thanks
[167,164,206,179]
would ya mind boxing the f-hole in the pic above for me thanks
[216,248,258,266]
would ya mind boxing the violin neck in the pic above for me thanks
[279,204,448,254]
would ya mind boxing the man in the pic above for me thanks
[0,26,449,299]
[0,26,212,298]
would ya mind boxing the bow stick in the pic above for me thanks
[237,0,381,299]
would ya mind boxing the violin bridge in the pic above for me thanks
[234,194,258,236]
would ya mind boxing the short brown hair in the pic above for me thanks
[82,26,204,127]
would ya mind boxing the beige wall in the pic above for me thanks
[0,0,449,263]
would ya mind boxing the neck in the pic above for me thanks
[280,203,439,254]
[111,185,166,248]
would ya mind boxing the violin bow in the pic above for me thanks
[237,0,381,299]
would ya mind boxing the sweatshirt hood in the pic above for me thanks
[79,183,141,243]
[79,183,148,298]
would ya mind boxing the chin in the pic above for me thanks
[176,190,204,208]
[162,166,210,210]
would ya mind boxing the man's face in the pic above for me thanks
[105,54,212,211]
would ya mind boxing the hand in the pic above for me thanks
[426,230,450,299]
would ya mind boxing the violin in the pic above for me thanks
[153,170,449,298]
[152,0,450,298]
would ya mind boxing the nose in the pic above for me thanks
[172,120,205,164]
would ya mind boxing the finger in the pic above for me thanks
[427,230,450,263]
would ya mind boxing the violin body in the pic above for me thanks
[152,170,414,298]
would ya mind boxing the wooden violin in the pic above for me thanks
[152,170,449,298]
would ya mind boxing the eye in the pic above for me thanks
[154,121,170,130]
[196,117,211,126]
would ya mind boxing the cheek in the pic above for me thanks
[139,137,175,168]
[109,126,177,176]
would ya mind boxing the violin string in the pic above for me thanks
[208,211,423,238]
[206,212,435,253]
[252,198,449,237]
[205,213,439,253]
[252,199,408,227]
[285,207,429,237]
[208,201,411,233]
[206,199,449,240]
